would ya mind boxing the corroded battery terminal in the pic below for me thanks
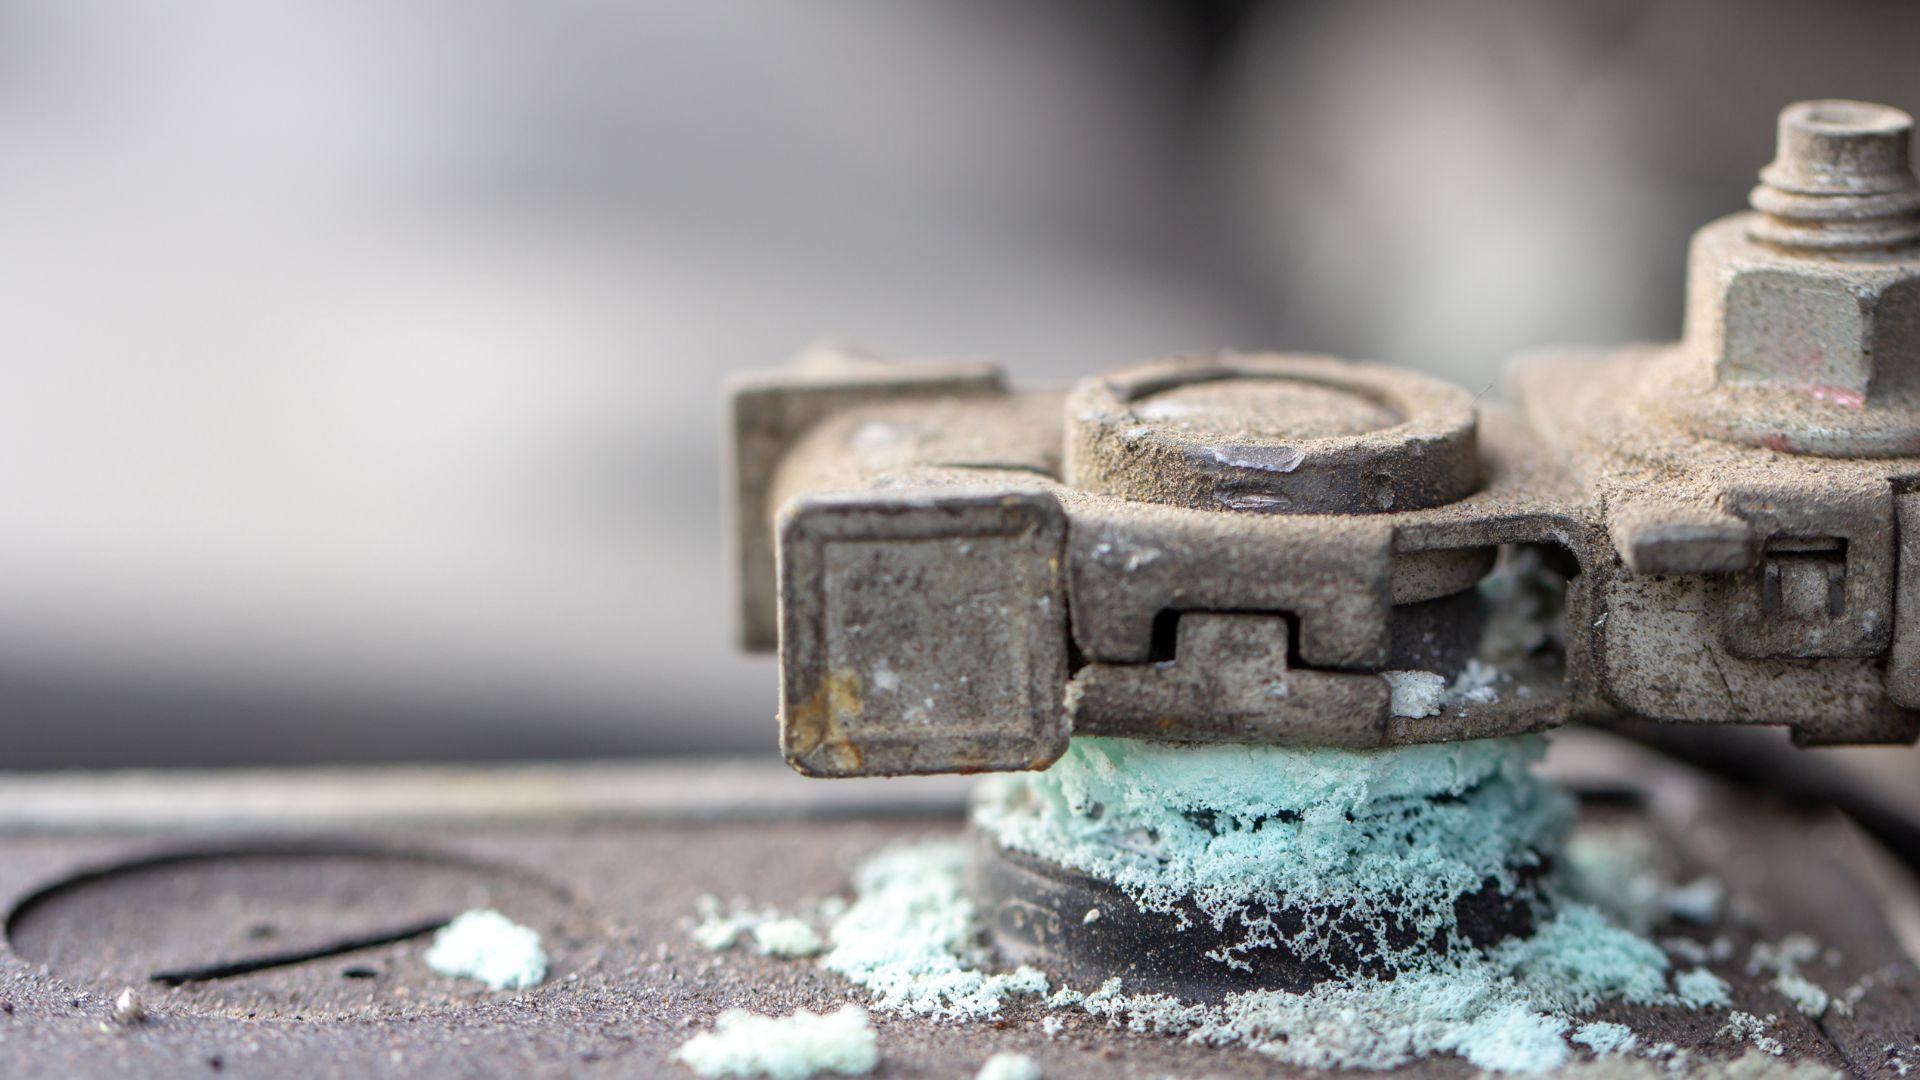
[731,98,1920,780]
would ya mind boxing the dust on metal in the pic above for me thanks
[730,101,1920,777]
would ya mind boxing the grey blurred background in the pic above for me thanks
[6,0,1920,767]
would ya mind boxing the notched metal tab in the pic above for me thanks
[1716,482,1894,660]
[776,485,1070,777]
[1609,496,1756,575]
[1068,613,1394,747]
[1061,492,1399,670]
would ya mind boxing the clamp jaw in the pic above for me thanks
[728,100,1920,777]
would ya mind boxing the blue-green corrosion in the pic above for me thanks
[973,735,1570,966]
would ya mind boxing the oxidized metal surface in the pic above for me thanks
[728,99,1920,778]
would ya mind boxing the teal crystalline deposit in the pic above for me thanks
[972,735,1571,967]
[673,1005,879,1079]
[821,839,1049,1018]
[810,735,1748,1073]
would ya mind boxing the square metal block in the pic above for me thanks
[777,487,1069,777]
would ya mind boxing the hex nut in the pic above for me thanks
[1685,214,1920,402]
[1661,100,1920,456]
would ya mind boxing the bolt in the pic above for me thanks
[1674,100,1920,452]
[1749,99,1920,251]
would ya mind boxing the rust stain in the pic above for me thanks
[782,668,865,773]
[946,744,996,775]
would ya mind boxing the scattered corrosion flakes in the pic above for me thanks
[1555,1049,1839,1079]
[1744,932,1840,1019]
[1572,1020,1638,1057]
[1773,971,1831,1019]
[692,896,833,959]
[973,1051,1042,1080]
[819,842,1048,1019]
[1676,967,1735,1009]
[692,896,761,952]
[1384,658,1508,719]
[1721,1012,1786,1058]
[672,1005,878,1080]
[1666,878,1728,925]
[1383,670,1448,719]
[752,918,825,960]
[422,909,548,991]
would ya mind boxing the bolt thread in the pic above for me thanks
[1748,99,1920,251]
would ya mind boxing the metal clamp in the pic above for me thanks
[728,101,1920,777]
